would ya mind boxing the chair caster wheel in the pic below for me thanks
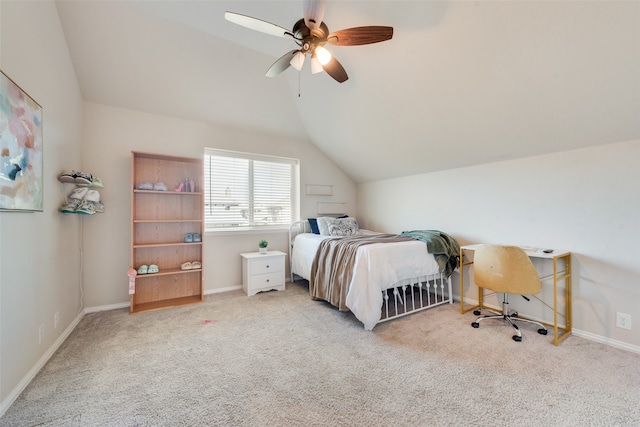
[473,310,481,316]
[471,322,479,328]
[538,328,548,335]
[512,335,522,342]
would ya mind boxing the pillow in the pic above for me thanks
[308,218,320,235]
[316,217,335,236]
[327,217,360,236]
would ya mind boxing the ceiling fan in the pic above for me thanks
[224,0,393,83]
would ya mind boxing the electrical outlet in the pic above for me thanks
[38,324,45,344]
[54,312,60,329]
[616,312,632,330]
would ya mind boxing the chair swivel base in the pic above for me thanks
[471,302,547,342]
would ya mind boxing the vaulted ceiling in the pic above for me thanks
[55,1,640,183]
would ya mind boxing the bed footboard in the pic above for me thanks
[379,273,452,325]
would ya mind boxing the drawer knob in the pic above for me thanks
[266,265,270,268]
[266,279,270,282]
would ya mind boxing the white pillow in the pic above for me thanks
[328,217,360,236]
[316,217,336,236]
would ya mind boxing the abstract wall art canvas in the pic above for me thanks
[0,70,43,211]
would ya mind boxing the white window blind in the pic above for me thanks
[204,148,299,230]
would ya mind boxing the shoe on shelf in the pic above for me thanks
[58,170,78,183]
[69,187,89,200]
[137,182,153,190]
[180,262,192,270]
[153,182,168,191]
[192,233,201,242]
[77,176,104,188]
[75,199,96,215]
[74,171,93,186]
[174,182,184,192]
[147,264,159,274]
[85,189,100,202]
[184,233,193,243]
[190,261,201,269]
[137,265,149,275]
[59,200,79,214]
[83,189,103,213]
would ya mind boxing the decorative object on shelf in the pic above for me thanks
[147,264,159,274]
[258,239,268,254]
[127,268,137,295]
[174,178,196,192]
[0,69,43,212]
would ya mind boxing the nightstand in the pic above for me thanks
[240,251,286,296]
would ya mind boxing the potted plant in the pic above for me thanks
[258,239,268,254]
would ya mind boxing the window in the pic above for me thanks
[204,148,299,230]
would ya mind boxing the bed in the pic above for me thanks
[289,218,459,330]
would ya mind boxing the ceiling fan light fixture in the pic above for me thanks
[290,50,306,71]
[315,46,332,65]
[310,55,324,74]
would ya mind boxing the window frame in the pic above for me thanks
[204,148,300,232]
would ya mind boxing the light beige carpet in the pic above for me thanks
[2,282,639,426]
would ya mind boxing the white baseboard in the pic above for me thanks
[84,302,130,313]
[0,309,84,418]
[572,328,640,354]
[205,285,242,295]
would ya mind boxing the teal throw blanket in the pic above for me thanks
[400,230,460,277]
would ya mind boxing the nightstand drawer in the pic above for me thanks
[249,257,284,275]
[250,271,283,291]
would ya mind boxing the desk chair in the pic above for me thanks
[470,244,548,342]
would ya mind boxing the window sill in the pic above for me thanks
[205,227,291,236]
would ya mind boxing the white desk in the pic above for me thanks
[459,244,572,346]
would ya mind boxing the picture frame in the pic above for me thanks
[0,69,43,212]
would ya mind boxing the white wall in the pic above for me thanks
[80,103,356,308]
[0,0,84,409]
[358,139,640,349]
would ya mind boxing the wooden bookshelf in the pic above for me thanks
[130,151,204,313]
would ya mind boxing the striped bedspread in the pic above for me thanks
[309,234,415,312]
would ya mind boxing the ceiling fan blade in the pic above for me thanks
[225,12,293,38]
[322,56,349,83]
[303,0,326,31]
[327,26,394,46]
[265,50,299,77]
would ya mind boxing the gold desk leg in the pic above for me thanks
[553,253,572,345]
[459,247,480,314]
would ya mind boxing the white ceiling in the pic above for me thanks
[55,0,640,183]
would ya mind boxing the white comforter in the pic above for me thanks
[291,233,441,330]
